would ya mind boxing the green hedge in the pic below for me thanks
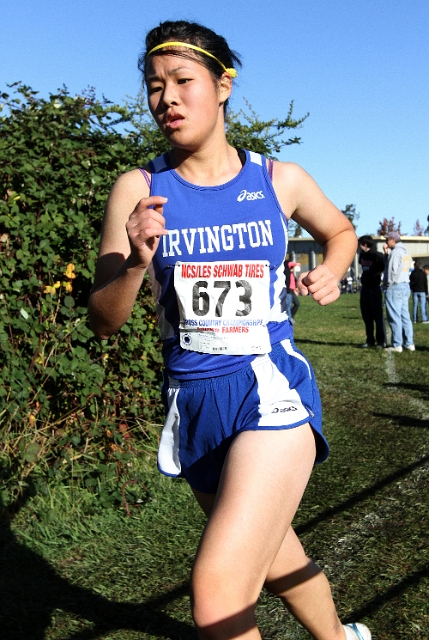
[0,84,171,498]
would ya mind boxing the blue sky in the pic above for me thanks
[2,0,428,236]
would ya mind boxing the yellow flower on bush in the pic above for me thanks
[43,286,55,294]
[65,263,77,279]
[43,281,61,295]
[62,281,73,293]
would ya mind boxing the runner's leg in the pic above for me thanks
[265,526,342,637]
[190,425,346,640]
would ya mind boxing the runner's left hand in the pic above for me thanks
[297,265,340,306]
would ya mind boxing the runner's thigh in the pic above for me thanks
[192,425,316,599]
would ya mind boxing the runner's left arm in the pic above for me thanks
[272,161,357,306]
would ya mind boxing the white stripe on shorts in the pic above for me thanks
[251,344,310,427]
[158,388,182,475]
[281,338,312,378]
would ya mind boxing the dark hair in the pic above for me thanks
[358,235,374,248]
[139,21,241,110]
[414,261,421,269]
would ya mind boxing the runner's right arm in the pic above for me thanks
[88,170,167,339]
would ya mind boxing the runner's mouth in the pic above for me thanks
[166,114,184,128]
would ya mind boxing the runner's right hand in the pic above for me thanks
[125,196,168,268]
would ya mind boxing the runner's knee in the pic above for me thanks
[191,563,258,631]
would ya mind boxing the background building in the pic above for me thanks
[287,236,429,284]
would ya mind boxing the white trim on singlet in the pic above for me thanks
[248,151,263,165]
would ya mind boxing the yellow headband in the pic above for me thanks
[146,42,238,78]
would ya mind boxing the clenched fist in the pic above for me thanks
[126,195,168,268]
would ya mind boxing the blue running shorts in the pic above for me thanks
[158,338,329,493]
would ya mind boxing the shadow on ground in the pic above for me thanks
[0,467,197,640]
[345,564,429,623]
[385,381,429,396]
[295,454,429,536]
[374,412,429,429]
[294,338,355,348]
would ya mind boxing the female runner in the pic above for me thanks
[89,20,371,640]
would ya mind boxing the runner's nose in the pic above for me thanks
[162,82,180,108]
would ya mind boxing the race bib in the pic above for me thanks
[174,260,272,355]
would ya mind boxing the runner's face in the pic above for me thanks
[146,54,230,151]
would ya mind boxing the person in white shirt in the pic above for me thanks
[383,232,414,352]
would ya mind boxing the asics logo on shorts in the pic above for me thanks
[272,405,298,413]
[237,189,265,202]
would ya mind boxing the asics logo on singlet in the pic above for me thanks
[237,189,265,202]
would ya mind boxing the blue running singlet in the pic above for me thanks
[147,150,292,380]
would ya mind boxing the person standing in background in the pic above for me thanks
[358,235,386,348]
[409,261,428,323]
[288,261,301,322]
[424,265,429,319]
[283,260,293,321]
[383,232,414,352]
[424,265,429,290]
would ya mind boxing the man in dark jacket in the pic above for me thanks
[410,261,428,323]
[358,235,386,347]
